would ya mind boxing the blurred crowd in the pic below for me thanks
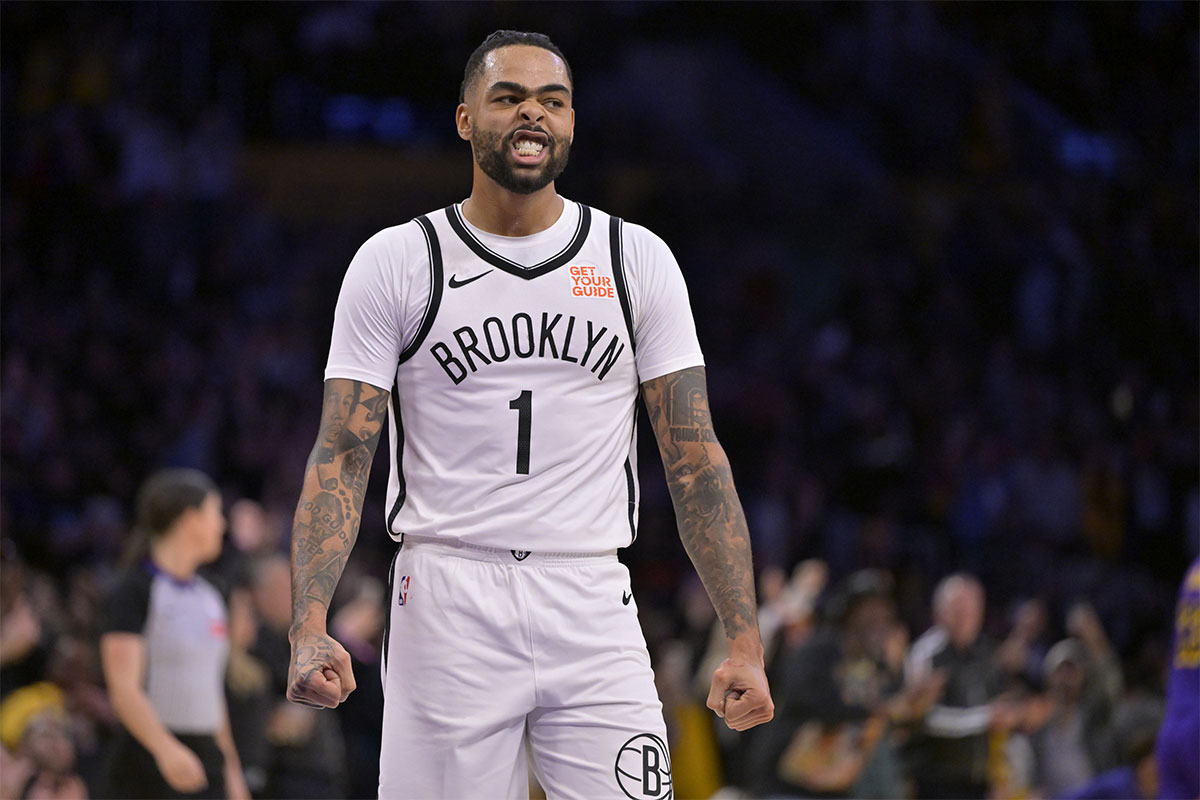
[1,2,1196,798]
[653,562,1179,799]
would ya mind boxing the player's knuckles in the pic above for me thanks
[724,707,752,727]
[746,706,771,724]
[289,679,332,706]
[294,669,325,691]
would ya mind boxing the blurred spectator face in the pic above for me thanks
[845,594,896,659]
[252,556,293,631]
[758,565,787,605]
[459,45,574,196]
[46,636,97,689]
[1013,598,1047,641]
[0,554,26,616]
[20,713,75,775]
[228,588,259,650]
[1044,640,1088,702]
[1047,658,1086,702]
[936,576,985,650]
[65,570,103,632]
[229,498,270,554]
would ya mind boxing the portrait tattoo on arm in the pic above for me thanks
[290,379,388,638]
[642,367,757,640]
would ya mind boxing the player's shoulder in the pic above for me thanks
[347,213,444,277]
[356,216,433,256]
[587,209,675,275]
[591,208,667,250]
[621,220,672,251]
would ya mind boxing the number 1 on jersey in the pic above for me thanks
[508,390,532,474]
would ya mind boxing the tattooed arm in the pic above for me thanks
[287,378,388,709]
[642,366,774,731]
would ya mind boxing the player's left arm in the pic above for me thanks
[642,365,774,731]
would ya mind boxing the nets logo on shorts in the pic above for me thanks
[397,575,410,606]
[614,733,672,799]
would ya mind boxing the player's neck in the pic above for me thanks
[462,181,563,238]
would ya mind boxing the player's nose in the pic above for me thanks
[517,98,545,123]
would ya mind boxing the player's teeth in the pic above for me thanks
[515,141,543,156]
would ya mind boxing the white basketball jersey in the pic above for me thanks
[325,198,703,552]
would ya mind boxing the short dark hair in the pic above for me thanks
[135,468,217,538]
[460,30,572,104]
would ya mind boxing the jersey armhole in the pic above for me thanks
[396,214,445,365]
[608,214,636,354]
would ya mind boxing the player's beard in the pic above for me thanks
[473,127,570,195]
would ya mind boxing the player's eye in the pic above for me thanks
[542,98,564,109]
[496,95,520,104]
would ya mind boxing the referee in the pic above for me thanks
[100,469,249,799]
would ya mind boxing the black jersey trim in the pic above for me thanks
[625,412,638,544]
[608,216,636,354]
[398,215,444,365]
[382,545,401,676]
[386,382,406,534]
[623,457,637,544]
[443,202,591,279]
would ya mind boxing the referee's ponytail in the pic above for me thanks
[120,468,218,567]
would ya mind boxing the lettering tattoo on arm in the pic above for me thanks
[290,379,388,640]
[642,367,757,640]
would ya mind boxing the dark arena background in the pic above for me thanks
[1,3,1197,799]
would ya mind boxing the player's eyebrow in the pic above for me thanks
[487,81,572,97]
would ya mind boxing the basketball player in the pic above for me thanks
[286,30,774,798]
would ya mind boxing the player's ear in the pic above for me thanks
[456,103,472,141]
[569,107,575,144]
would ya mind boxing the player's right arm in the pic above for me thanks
[287,378,388,709]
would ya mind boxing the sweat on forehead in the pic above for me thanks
[460,30,573,103]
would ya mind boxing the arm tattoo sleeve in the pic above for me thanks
[642,366,758,640]
[290,379,388,638]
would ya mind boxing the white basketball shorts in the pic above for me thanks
[378,536,673,800]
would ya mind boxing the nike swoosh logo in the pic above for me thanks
[448,270,493,288]
[622,591,632,606]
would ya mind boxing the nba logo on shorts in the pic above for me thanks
[397,575,410,606]
[614,733,672,799]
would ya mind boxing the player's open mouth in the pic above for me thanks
[511,131,548,164]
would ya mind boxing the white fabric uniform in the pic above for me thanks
[325,198,702,799]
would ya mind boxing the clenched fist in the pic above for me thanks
[707,653,774,731]
[287,630,357,709]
